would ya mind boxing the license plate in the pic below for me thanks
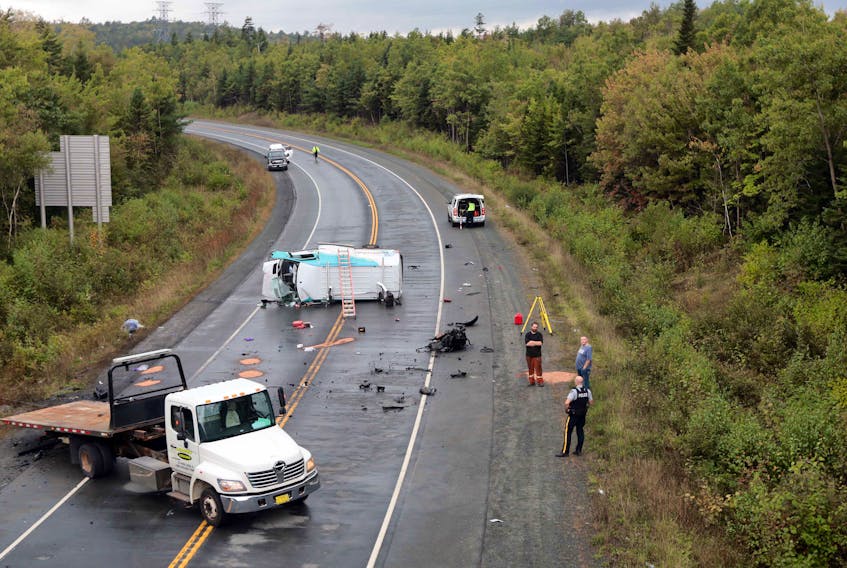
[274,493,291,505]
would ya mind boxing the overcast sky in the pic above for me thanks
[5,0,844,35]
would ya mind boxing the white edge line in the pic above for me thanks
[361,150,446,568]
[184,126,322,248]
[185,129,324,383]
[0,477,90,561]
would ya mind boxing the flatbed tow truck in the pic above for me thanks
[1,349,319,526]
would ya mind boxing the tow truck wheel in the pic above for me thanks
[200,487,227,527]
[78,443,105,478]
[96,443,115,476]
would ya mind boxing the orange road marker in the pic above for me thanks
[238,369,264,379]
[515,370,577,384]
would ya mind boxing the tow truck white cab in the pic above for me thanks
[261,244,403,306]
[266,143,292,171]
[447,193,485,227]
[1,349,320,526]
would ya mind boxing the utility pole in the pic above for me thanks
[205,2,223,26]
[155,1,172,42]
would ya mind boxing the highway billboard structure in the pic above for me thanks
[35,135,112,243]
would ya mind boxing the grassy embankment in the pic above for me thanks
[0,137,275,408]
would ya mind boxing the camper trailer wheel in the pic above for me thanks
[78,443,106,478]
[200,487,227,527]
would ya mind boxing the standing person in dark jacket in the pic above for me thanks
[524,321,544,386]
[556,375,593,457]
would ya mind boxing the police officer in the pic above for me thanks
[312,145,320,162]
[556,375,593,457]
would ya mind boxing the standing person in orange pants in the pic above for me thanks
[556,375,593,457]
[524,321,544,386]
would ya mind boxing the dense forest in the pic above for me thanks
[2,0,847,565]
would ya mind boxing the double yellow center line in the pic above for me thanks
[277,311,344,428]
[168,521,214,568]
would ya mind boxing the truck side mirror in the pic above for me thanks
[277,387,287,416]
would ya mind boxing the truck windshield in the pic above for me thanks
[268,151,287,159]
[197,391,275,442]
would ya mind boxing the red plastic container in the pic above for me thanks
[514,313,523,325]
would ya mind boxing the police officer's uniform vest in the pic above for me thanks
[569,386,590,416]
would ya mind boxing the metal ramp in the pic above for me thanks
[337,247,356,318]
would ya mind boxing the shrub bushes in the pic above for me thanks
[0,138,260,394]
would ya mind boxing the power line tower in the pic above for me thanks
[154,1,172,42]
[205,2,223,26]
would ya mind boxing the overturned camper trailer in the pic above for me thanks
[261,244,403,306]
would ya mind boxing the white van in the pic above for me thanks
[266,143,292,171]
[261,244,403,305]
[447,194,485,227]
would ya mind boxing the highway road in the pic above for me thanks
[0,121,591,567]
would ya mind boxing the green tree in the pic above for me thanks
[674,0,698,55]
[474,13,486,38]
[0,69,50,249]
[749,12,847,237]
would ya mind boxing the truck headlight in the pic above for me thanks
[218,479,246,492]
[306,457,316,472]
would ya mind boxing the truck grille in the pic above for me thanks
[246,458,305,488]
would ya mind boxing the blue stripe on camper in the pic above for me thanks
[269,251,379,267]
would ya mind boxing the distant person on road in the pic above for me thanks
[556,375,593,457]
[575,335,593,390]
[524,321,544,386]
[312,145,320,162]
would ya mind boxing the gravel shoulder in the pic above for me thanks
[474,214,597,568]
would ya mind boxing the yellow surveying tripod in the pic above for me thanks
[521,296,553,334]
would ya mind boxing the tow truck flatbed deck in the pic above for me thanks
[2,400,114,436]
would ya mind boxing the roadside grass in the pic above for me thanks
[0,140,274,409]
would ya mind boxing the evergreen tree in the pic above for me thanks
[35,20,65,75]
[71,42,94,82]
[474,13,486,38]
[241,17,256,48]
[674,0,697,55]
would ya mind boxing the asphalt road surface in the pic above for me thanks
[0,122,596,567]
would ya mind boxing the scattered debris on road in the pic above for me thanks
[446,315,478,327]
[421,326,469,352]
